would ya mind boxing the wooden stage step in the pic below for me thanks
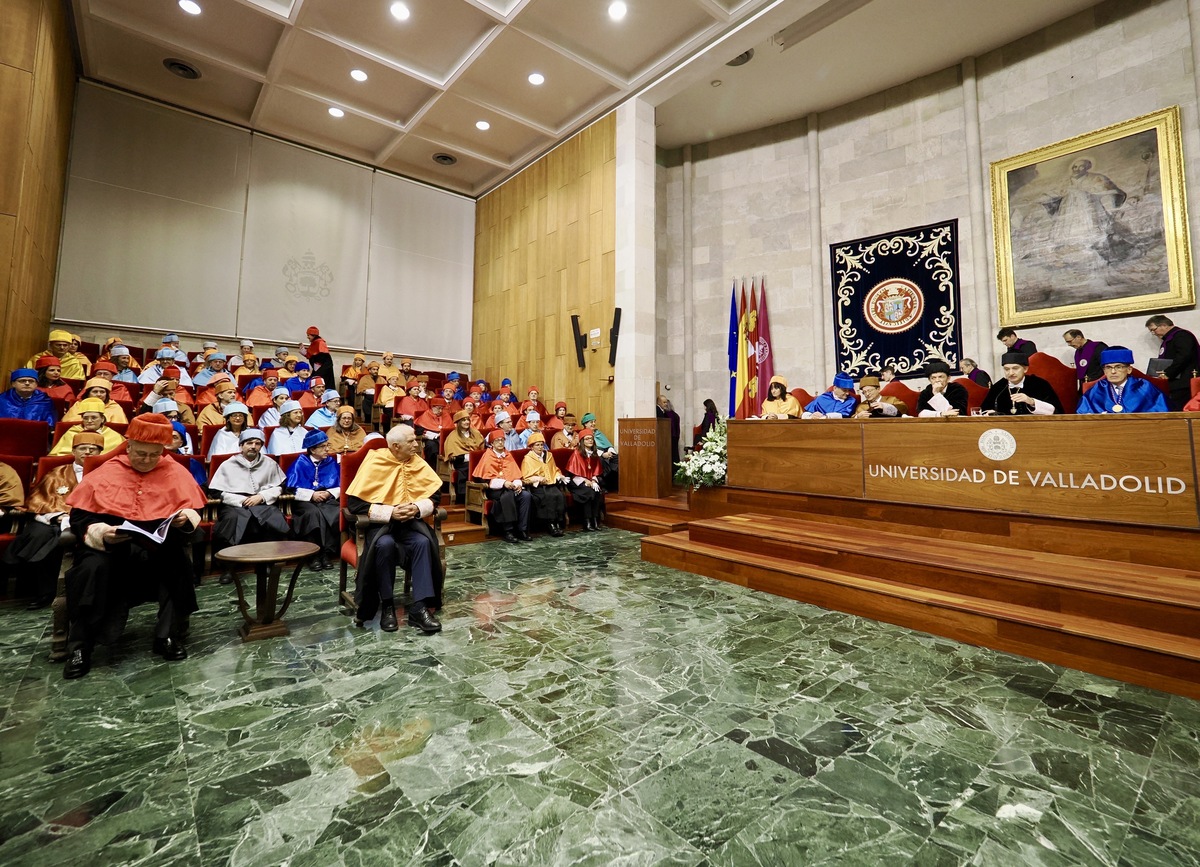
[642,515,1200,699]
[441,520,488,547]
[605,494,691,535]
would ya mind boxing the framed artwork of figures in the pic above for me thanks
[990,106,1193,327]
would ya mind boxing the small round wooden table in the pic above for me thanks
[215,541,319,642]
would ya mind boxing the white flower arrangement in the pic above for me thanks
[674,418,727,489]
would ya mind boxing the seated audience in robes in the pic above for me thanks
[803,373,858,418]
[345,424,444,634]
[414,398,452,466]
[522,409,545,443]
[357,362,380,421]
[50,398,126,455]
[284,361,312,393]
[695,399,719,446]
[520,432,567,536]
[917,361,970,417]
[90,361,133,403]
[285,429,340,570]
[108,345,139,382]
[244,369,281,408]
[257,386,291,428]
[209,428,289,585]
[196,380,240,428]
[327,406,365,455]
[190,340,218,365]
[377,374,402,430]
[26,330,84,379]
[0,367,57,424]
[437,383,462,416]
[61,414,207,679]
[473,430,531,544]
[981,353,1064,416]
[66,334,92,378]
[277,355,299,379]
[1076,347,1169,414]
[1063,330,1107,387]
[375,353,401,390]
[62,378,129,425]
[207,402,251,459]
[580,412,619,491]
[854,375,907,417]
[4,432,101,608]
[140,349,194,387]
[151,396,196,427]
[443,409,484,504]
[36,356,75,403]
[158,333,189,364]
[398,357,420,379]
[306,389,343,428]
[167,421,207,487]
[267,401,309,456]
[518,387,547,420]
[396,380,427,425]
[261,345,289,371]
[758,376,801,419]
[192,353,228,387]
[235,352,260,377]
[544,401,568,434]
[499,411,525,452]
[229,338,255,371]
[551,413,578,450]
[960,358,992,389]
[997,327,1036,357]
[341,353,368,408]
[566,431,606,532]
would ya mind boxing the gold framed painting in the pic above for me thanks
[991,106,1193,327]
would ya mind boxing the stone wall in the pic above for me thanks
[658,0,1200,425]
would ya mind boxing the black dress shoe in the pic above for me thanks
[380,604,399,632]
[27,595,54,610]
[517,531,533,542]
[407,604,442,634]
[152,637,188,661]
[502,531,519,544]
[594,520,607,530]
[549,523,563,537]
[63,649,90,680]
[219,571,235,585]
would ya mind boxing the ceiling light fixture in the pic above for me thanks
[178,0,202,14]
[163,58,201,79]
[350,69,368,82]
[476,121,490,131]
[608,2,627,22]
[710,80,722,87]
[328,107,345,118]
[433,153,457,166]
[528,72,545,86]
[389,2,411,21]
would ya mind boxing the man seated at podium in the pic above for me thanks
[980,353,1063,416]
[802,373,857,418]
[916,361,968,417]
[1076,347,1168,414]
[853,375,907,417]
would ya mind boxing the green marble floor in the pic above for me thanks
[1,530,1198,866]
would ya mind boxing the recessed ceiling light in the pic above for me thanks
[179,0,202,14]
[350,69,368,82]
[476,121,490,131]
[710,80,722,87]
[328,107,345,118]
[389,2,410,21]
[608,2,627,22]
[433,153,457,166]
[528,72,545,86]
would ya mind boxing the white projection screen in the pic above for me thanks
[55,84,475,363]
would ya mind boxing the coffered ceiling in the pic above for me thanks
[68,0,1103,197]
[67,0,778,196]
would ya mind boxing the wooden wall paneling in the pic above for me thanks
[0,64,33,215]
[0,0,40,71]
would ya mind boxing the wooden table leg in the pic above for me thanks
[235,560,292,642]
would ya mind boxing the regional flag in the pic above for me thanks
[735,282,750,418]
[756,278,775,415]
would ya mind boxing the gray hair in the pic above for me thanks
[386,425,414,446]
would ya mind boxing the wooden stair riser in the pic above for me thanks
[641,537,1200,700]
[606,514,687,535]
[687,525,1200,638]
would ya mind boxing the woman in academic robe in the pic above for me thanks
[396,380,427,425]
[62,378,128,425]
[4,432,103,608]
[285,429,341,569]
[257,387,290,428]
[566,432,606,531]
[695,399,719,446]
[207,402,251,459]
[520,433,567,536]
[377,374,402,431]
[267,401,309,456]
[50,398,126,455]
[327,405,365,455]
[36,356,75,404]
[580,412,618,492]
[196,380,240,427]
[758,376,801,419]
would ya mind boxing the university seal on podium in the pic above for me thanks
[978,428,1017,462]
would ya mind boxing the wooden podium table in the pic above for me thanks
[726,415,1200,529]
[216,541,319,641]
[618,418,673,499]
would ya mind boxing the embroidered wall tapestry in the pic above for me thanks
[830,219,963,379]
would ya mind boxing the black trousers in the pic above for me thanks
[485,486,530,532]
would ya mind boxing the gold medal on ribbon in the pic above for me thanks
[1112,404,1123,413]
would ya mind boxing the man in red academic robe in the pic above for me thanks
[61,413,207,680]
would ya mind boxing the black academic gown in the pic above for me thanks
[347,492,443,620]
[916,382,969,415]
[980,374,1063,415]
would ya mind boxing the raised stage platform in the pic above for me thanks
[641,417,1200,698]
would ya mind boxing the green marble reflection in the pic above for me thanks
[0,529,1197,865]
